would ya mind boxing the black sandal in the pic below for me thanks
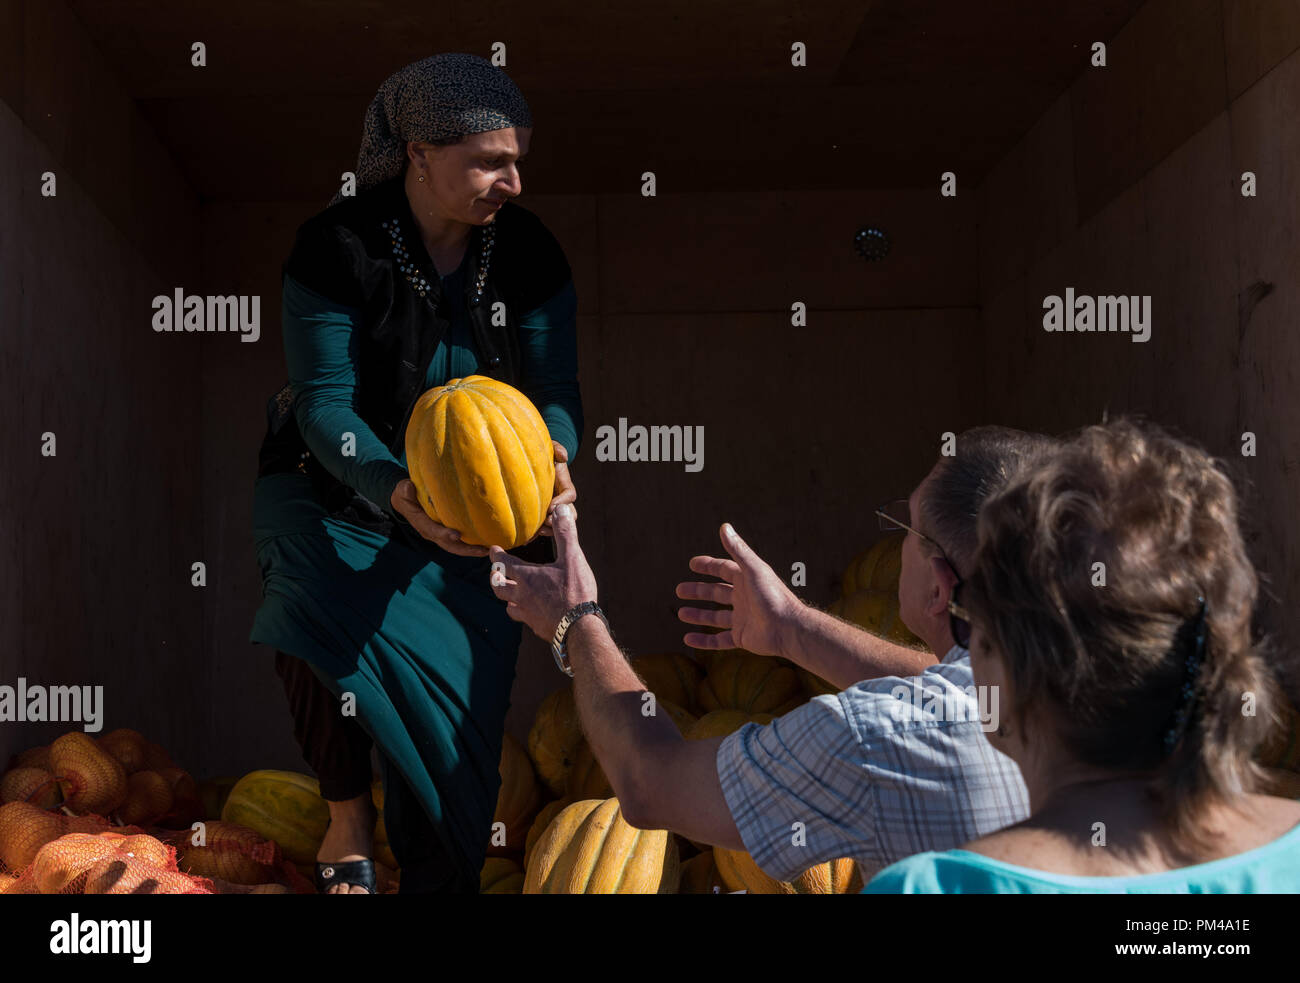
[315,859,377,895]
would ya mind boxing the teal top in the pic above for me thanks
[283,252,582,515]
[250,244,582,890]
[862,821,1300,893]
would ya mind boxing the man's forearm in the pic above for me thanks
[564,615,683,818]
[777,603,937,690]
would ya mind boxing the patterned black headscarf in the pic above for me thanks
[331,53,532,206]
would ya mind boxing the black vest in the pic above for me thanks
[257,176,572,534]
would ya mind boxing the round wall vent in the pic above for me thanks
[854,226,890,261]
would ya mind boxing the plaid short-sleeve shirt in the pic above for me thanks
[715,646,1029,883]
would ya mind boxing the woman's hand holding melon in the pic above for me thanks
[535,441,578,539]
[390,439,575,555]
[389,479,491,557]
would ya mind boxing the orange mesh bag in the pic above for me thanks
[0,802,111,873]
[7,746,52,772]
[97,729,150,775]
[0,767,62,809]
[116,771,175,826]
[12,830,213,894]
[83,855,213,894]
[153,768,205,828]
[165,821,315,894]
[48,734,128,815]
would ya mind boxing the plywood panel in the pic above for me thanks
[598,189,976,314]
[0,100,204,768]
[978,91,1078,297]
[1228,46,1300,680]
[64,0,1144,198]
[1072,0,1227,222]
[1223,0,1300,100]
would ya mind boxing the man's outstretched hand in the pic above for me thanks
[488,503,598,643]
[675,523,803,657]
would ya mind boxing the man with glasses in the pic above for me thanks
[489,427,1055,883]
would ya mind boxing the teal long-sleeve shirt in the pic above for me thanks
[282,266,583,516]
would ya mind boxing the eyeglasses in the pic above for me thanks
[874,499,971,650]
[874,499,956,569]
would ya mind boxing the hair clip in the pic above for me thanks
[1162,596,1208,753]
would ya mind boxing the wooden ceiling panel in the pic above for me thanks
[69,0,1147,198]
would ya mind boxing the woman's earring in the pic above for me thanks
[418,174,426,182]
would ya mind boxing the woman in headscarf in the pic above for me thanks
[249,53,582,894]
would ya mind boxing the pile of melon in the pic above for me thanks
[0,729,307,894]
[489,648,870,894]
[6,520,1294,896]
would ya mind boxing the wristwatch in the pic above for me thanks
[551,601,608,677]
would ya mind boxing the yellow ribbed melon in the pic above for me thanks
[528,687,585,795]
[221,770,329,867]
[630,654,706,713]
[696,651,802,715]
[838,588,925,648]
[489,733,541,857]
[714,849,862,894]
[480,856,525,894]
[523,798,571,871]
[679,849,726,894]
[404,375,555,549]
[523,798,679,894]
[842,535,905,596]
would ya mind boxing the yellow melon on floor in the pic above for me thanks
[714,849,862,894]
[523,798,679,894]
[480,856,525,894]
[489,733,541,857]
[696,651,802,715]
[630,653,706,714]
[679,850,726,894]
[842,535,905,596]
[528,687,584,796]
[838,588,925,648]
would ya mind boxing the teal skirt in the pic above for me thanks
[249,472,521,888]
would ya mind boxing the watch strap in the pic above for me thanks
[551,601,608,676]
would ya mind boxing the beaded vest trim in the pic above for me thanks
[380,216,496,306]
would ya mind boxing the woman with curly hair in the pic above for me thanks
[865,418,1300,892]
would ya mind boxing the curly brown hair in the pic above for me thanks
[963,417,1281,846]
